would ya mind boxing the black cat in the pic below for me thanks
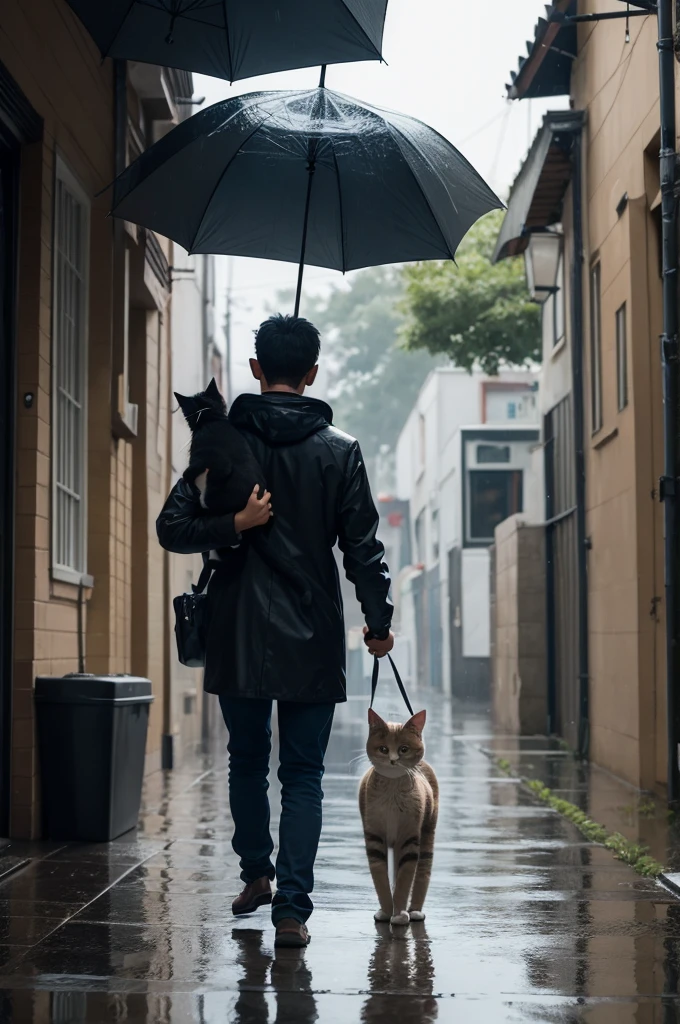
[174,378,311,605]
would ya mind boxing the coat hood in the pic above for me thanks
[229,392,333,447]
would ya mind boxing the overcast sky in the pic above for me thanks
[190,0,568,397]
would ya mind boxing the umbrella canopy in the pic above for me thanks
[66,0,388,83]
[110,87,502,287]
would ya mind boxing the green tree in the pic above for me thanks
[277,267,440,460]
[400,211,540,374]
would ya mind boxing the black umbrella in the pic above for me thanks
[108,82,503,313]
[66,0,388,83]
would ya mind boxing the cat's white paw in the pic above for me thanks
[409,910,426,921]
[390,911,410,926]
[374,910,391,922]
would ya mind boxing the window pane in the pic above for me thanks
[477,444,511,464]
[554,253,565,345]
[469,470,523,542]
[590,263,603,432]
[53,170,87,574]
[616,303,628,411]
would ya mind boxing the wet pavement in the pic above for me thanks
[1,694,680,1021]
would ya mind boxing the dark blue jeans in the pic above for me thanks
[219,696,335,925]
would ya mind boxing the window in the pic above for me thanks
[431,508,439,561]
[468,470,523,543]
[477,444,511,464]
[507,402,517,420]
[414,511,425,564]
[590,263,603,433]
[52,159,89,580]
[616,303,628,411]
[554,252,565,346]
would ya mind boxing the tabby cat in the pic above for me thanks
[359,708,438,925]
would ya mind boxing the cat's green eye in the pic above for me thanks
[399,745,409,754]
[378,746,388,754]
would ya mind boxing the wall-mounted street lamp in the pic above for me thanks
[524,230,563,302]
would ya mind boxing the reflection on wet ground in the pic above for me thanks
[1,694,680,1021]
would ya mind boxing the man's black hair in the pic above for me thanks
[254,314,321,388]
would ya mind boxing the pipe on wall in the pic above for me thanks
[569,122,590,759]
[657,0,680,802]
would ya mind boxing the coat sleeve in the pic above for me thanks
[337,442,393,639]
[156,478,240,554]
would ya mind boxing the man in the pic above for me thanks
[157,314,394,948]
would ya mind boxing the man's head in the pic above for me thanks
[250,314,320,393]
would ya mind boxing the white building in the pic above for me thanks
[395,368,540,699]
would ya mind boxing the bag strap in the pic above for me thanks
[370,654,414,717]
[193,561,213,595]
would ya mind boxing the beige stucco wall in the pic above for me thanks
[571,7,666,789]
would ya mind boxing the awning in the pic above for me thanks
[506,1,577,101]
[493,110,585,263]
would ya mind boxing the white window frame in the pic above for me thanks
[554,252,565,347]
[51,156,90,585]
[590,263,603,434]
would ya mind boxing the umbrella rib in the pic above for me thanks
[329,137,347,274]
[101,0,138,56]
[338,0,384,60]
[222,0,235,84]
[382,121,458,262]
[187,113,274,254]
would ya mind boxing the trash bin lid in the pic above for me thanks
[35,674,154,705]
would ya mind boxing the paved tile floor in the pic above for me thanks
[1,694,680,1021]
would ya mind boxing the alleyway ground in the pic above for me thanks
[1,695,680,1022]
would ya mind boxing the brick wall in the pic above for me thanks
[2,0,180,836]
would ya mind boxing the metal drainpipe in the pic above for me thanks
[112,60,126,426]
[657,0,680,802]
[568,117,590,758]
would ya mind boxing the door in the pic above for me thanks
[0,131,18,837]
[545,396,580,749]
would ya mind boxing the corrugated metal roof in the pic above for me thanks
[493,110,585,262]
[507,1,577,100]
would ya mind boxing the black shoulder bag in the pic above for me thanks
[370,654,414,717]
[173,561,213,668]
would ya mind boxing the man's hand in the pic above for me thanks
[363,626,395,658]
[235,485,273,533]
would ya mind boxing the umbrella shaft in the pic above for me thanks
[294,159,316,317]
[294,68,327,314]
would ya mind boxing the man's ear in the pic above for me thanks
[305,365,319,387]
[250,358,264,382]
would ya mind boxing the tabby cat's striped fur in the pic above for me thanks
[359,708,438,925]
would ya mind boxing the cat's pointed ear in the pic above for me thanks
[405,710,426,734]
[174,392,190,413]
[368,708,387,731]
[205,377,227,410]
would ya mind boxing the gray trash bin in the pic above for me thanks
[35,674,154,842]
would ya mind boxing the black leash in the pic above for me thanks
[370,655,414,717]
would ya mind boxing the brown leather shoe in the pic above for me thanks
[232,877,272,917]
[274,918,310,948]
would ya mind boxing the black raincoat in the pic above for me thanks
[156,392,393,703]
